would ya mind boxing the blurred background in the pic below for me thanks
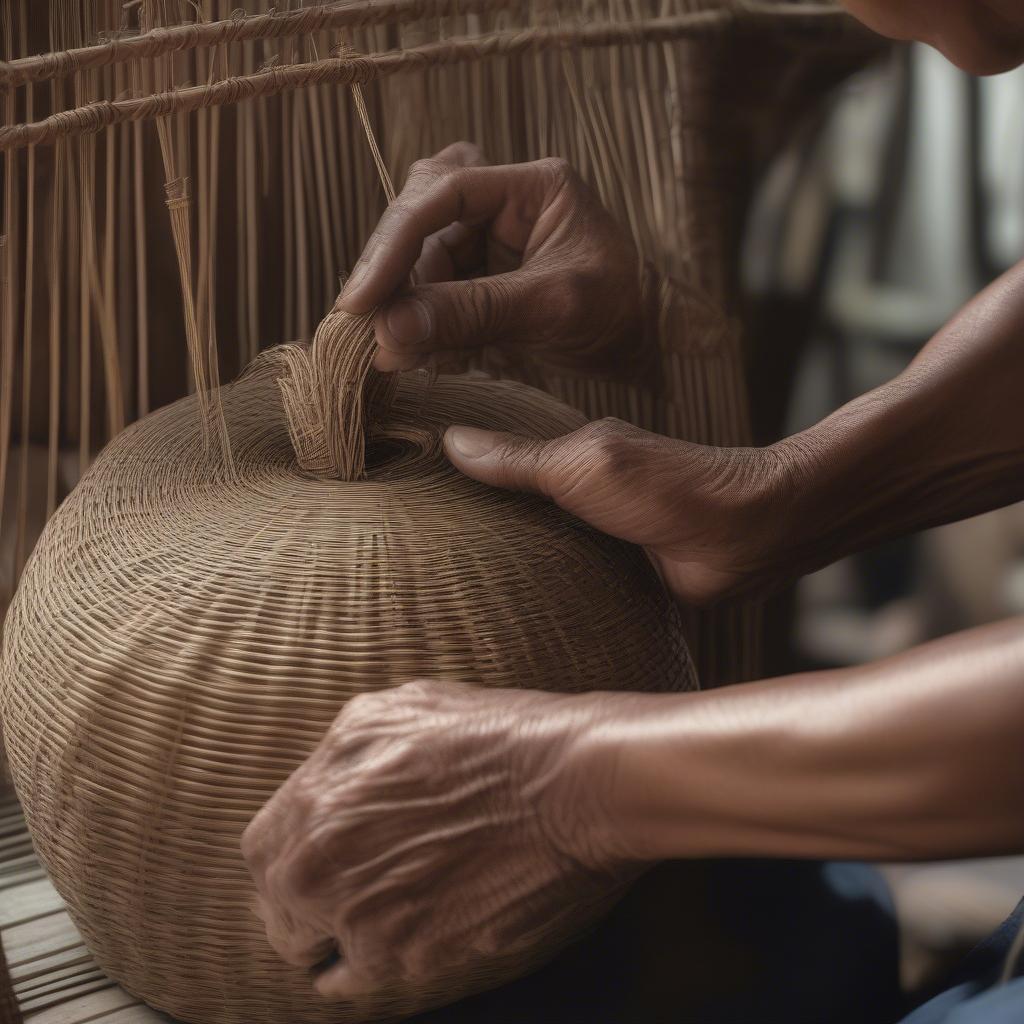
[1,10,1022,1016]
[742,41,1024,997]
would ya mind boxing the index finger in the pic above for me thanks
[336,161,543,315]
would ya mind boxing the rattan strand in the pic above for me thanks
[0,5,888,1016]
[0,0,877,691]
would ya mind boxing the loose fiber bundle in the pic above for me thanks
[0,309,695,1023]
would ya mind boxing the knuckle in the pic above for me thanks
[341,691,377,722]
[583,416,632,443]
[407,156,449,184]
[406,170,468,230]
[447,140,484,164]
[442,166,475,220]
[576,418,636,481]
[398,677,436,699]
[537,155,574,184]
[380,736,422,775]
[346,691,373,711]
[460,278,505,335]
[386,191,425,224]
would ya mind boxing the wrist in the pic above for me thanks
[557,690,747,865]
[766,381,928,575]
[542,692,671,870]
[693,438,834,597]
[573,680,842,864]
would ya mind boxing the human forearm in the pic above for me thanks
[582,616,1024,864]
[775,260,1024,575]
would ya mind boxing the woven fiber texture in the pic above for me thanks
[0,308,695,1022]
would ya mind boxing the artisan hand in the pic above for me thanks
[241,627,1024,1009]
[240,679,633,1005]
[444,417,801,606]
[335,142,642,375]
[445,255,1024,606]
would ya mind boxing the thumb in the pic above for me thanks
[443,418,648,533]
[374,271,548,371]
[443,426,558,497]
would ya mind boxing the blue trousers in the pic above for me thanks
[901,898,1024,1024]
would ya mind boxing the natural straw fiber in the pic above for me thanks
[0,299,696,1021]
[0,0,844,90]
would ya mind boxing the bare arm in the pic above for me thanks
[774,259,1024,582]
[245,156,1024,999]
[587,616,1024,865]
[439,258,1024,605]
[242,620,1024,998]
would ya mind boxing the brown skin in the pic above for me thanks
[243,680,634,999]
[245,624,1024,998]
[243,2,1024,1004]
[842,0,1024,75]
[338,141,641,377]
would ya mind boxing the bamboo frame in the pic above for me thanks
[0,0,844,89]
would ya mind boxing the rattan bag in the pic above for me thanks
[0,312,695,1023]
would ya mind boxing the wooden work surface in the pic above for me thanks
[0,794,165,1024]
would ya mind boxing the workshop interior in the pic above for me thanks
[1,2,1022,1023]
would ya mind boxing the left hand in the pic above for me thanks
[240,679,634,1005]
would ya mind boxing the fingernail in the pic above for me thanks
[385,298,432,347]
[445,426,497,460]
[338,261,366,304]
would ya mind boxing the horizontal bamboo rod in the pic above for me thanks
[0,0,846,90]
[0,0,506,88]
[0,13,744,151]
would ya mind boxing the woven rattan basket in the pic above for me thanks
[1,314,697,1020]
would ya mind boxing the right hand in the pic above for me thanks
[241,678,637,1003]
[336,142,643,376]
